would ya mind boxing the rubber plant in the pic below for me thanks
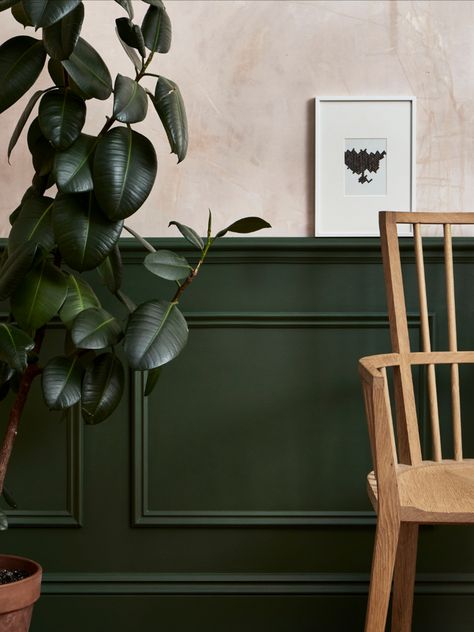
[0,0,270,526]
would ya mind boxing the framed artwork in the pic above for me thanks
[315,97,416,236]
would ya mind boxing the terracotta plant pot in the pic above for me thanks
[0,555,42,632]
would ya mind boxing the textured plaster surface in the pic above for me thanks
[0,0,472,237]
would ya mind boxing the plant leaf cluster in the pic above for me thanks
[0,0,270,433]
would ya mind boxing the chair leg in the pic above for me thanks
[365,518,400,632]
[391,523,418,632]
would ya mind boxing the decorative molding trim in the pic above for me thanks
[132,312,426,527]
[7,404,83,528]
[40,571,474,596]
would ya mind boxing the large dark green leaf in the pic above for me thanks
[141,4,171,53]
[124,299,188,370]
[93,127,157,220]
[8,88,45,162]
[53,192,123,272]
[150,76,188,162]
[42,355,83,410]
[42,3,84,60]
[215,217,271,238]
[0,241,37,301]
[144,365,161,397]
[114,0,133,19]
[115,24,141,73]
[81,353,124,424]
[11,259,67,332]
[71,307,122,349]
[54,133,95,193]
[62,38,112,101]
[0,36,46,114]
[27,117,55,176]
[8,196,55,253]
[22,0,81,28]
[113,74,148,124]
[144,250,191,281]
[115,18,146,58]
[39,89,86,149]
[59,274,100,326]
[48,58,67,88]
[11,2,32,26]
[168,220,204,250]
[0,324,34,372]
[97,246,122,293]
[0,0,18,11]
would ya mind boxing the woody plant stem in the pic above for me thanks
[0,329,45,495]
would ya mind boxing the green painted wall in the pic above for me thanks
[1,237,474,631]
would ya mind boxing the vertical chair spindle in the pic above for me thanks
[414,224,442,461]
[444,223,463,460]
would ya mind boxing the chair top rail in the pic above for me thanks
[381,211,474,225]
[359,351,474,379]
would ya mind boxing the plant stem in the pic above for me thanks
[0,329,45,495]
[171,237,213,303]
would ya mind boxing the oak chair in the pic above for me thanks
[359,211,474,632]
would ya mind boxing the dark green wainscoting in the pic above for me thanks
[1,237,474,632]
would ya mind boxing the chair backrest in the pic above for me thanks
[379,211,474,466]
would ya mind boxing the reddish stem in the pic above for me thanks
[0,328,45,495]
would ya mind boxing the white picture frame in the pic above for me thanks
[315,96,416,237]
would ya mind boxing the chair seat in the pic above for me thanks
[367,459,474,523]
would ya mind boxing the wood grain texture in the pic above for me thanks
[362,211,474,631]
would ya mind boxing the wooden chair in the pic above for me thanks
[359,211,474,632]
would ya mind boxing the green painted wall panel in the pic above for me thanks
[0,238,472,630]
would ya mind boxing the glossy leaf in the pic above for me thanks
[0,36,46,114]
[0,362,14,387]
[97,246,122,293]
[8,195,55,253]
[81,353,124,424]
[0,241,37,301]
[48,58,67,88]
[71,307,122,349]
[93,127,157,220]
[62,38,112,101]
[27,117,55,176]
[114,0,133,19]
[0,324,34,372]
[113,74,148,124]
[11,2,33,26]
[53,192,123,272]
[168,220,204,250]
[124,299,188,370]
[22,0,81,28]
[59,274,100,326]
[42,2,84,60]
[215,217,271,238]
[54,133,96,193]
[144,366,161,397]
[115,24,141,72]
[151,76,188,162]
[42,355,83,410]
[39,89,86,149]
[144,250,191,281]
[8,88,45,162]
[11,259,67,332]
[115,18,146,58]
[141,4,171,53]
[0,0,18,11]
